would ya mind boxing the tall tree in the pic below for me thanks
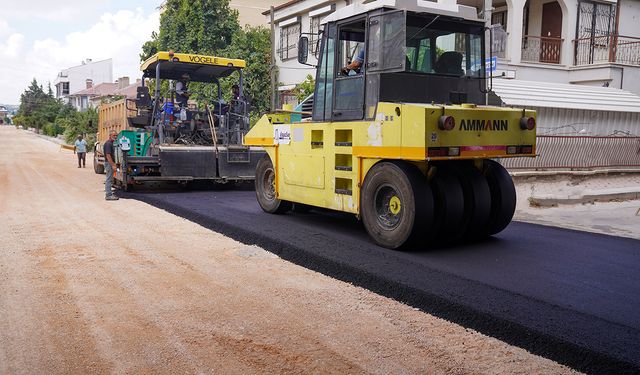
[140,31,159,62]
[221,26,272,122]
[18,79,48,118]
[139,0,272,125]
[156,0,240,55]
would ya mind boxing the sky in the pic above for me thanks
[0,0,162,104]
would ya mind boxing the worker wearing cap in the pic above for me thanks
[175,73,190,109]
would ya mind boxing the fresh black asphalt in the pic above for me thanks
[123,188,640,374]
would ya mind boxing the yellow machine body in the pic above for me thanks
[245,102,536,214]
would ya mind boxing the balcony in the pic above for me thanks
[574,35,640,66]
[521,35,563,64]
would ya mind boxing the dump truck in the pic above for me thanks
[244,0,537,249]
[94,51,263,189]
[94,99,136,174]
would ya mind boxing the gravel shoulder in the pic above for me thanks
[514,173,640,240]
[0,126,577,374]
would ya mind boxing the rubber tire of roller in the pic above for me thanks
[451,161,492,240]
[255,155,291,214]
[361,161,433,250]
[430,163,466,243]
[483,159,516,236]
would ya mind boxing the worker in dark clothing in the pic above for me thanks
[103,131,119,201]
[231,84,241,101]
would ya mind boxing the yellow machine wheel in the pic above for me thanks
[360,161,434,249]
[255,155,291,214]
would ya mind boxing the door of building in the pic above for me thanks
[540,2,562,63]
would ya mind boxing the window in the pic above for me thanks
[312,24,336,121]
[310,17,322,54]
[333,19,366,120]
[62,82,69,95]
[405,14,484,77]
[367,11,407,73]
[492,11,508,31]
[337,20,366,75]
[278,23,301,61]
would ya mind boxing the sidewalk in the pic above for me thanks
[512,172,640,240]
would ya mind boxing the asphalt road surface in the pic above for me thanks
[125,188,640,374]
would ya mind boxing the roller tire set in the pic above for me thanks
[255,156,516,249]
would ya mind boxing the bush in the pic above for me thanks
[42,122,63,136]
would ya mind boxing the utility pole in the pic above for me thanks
[270,6,277,112]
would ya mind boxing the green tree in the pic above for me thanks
[16,78,63,134]
[156,0,240,55]
[140,31,159,62]
[140,1,271,126]
[294,75,315,101]
[60,107,98,148]
[221,26,271,124]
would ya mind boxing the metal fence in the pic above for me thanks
[501,136,640,170]
[521,35,563,64]
[574,35,640,65]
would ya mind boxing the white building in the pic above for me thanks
[66,77,142,111]
[264,0,346,105]
[479,0,640,95]
[0,105,8,124]
[265,0,640,104]
[53,58,113,103]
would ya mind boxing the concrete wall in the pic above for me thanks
[233,0,271,27]
[618,0,640,36]
[619,65,640,93]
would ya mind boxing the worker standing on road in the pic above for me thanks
[74,134,87,168]
[103,131,119,201]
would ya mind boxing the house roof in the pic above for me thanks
[69,83,119,97]
[491,79,640,113]
[113,82,142,98]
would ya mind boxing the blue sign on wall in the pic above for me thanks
[486,56,497,72]
[471,56,498,73]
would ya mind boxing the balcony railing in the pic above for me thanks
[521,35,563,64]
[574,35,640,66]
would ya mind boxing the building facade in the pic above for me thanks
[264,0,349,105]
[482,0,640,95]
[0,105,8,124]
[66,77,142,111]
[53,58,113,103]
[265,0,640,104]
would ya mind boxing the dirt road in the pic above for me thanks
[0,126,576,374]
